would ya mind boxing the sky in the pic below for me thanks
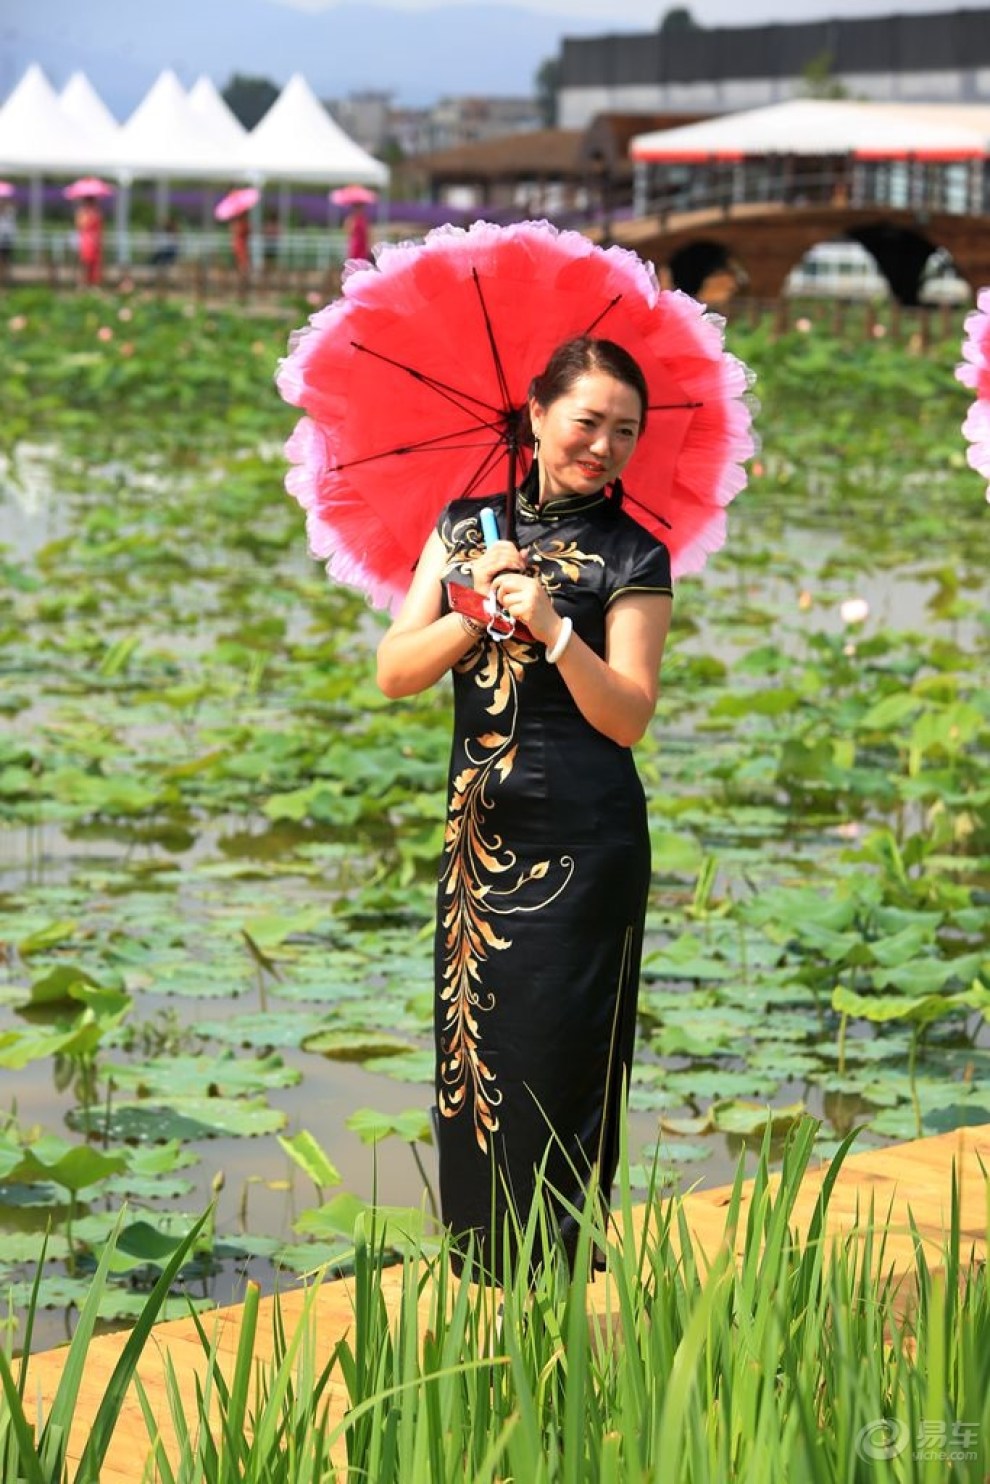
[274,0,982,21]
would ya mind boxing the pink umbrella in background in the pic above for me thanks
[956,286,990,496]
[63,177,115,200]
[0,181,16,198]
[214,186,261,222]
[329,185,378,206]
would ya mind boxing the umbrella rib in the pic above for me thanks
[336,432,512,473]
[581,293,625,338]
[350,340,505,421]
[461,440,520,499]
[624,488,672,530]
[470,268,514,416]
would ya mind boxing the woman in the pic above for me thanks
[231,212,251,278]
[345,202,371,262]
[377,336,673,1283]
[74,197,103,287]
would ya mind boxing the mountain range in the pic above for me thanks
[1,0,622,114]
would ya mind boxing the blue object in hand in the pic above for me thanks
[479,506,499,548]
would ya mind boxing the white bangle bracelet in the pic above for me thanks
[545,616,573,664]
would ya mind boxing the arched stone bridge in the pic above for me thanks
[606,203,990,304]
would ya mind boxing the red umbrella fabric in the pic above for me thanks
[329,185,378,206]
[214,186,260,222]
[277,218,756,612]
[63,177,115,200]
[956,286,990,497]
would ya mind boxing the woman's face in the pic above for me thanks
[530,371,643,501]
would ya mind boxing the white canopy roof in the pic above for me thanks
[60,72,120,138]
[630,98,990,164]
[0,63,114,174]
[0,64,388,189]
[243,73,388,188]
[114,68,244,181]
[187,76,248,155]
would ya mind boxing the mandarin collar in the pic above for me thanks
[517,487,607,523]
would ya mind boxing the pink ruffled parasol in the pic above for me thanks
[277,218,756,612]
[329,185,378,206]
[0,181,16,198]
[63,177,115,200]
[956,286,990,497]
[214,186,260,222]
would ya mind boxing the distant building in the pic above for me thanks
[557,7,990,129]
[331,92,393,156]
[330,91,541,158]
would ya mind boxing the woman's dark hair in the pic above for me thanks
[527,336,648,437]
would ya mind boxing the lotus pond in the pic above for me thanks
[0,287,988,1353]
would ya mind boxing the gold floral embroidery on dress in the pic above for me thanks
[436,511,593,1151]
[528,539,604,594]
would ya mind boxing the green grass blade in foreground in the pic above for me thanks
[0,1229,50,1484]
[72,1209,212,1483]
[0,1350,48,1484]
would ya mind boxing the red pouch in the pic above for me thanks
[445,580,534,642]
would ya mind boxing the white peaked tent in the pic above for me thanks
[0,64,119,251]
[60,71,120,148]
[187,76,248,155]
[0,63,112,173]
[629,98,990,163]
[243,73,388,188]
[115,68,244,181]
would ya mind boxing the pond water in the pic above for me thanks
[2,350,988,1355]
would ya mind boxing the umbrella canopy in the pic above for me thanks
[630,98,990,164]
[330,184,378,206]
[63,176,115,199]
[0,181,15,198]
[956,286,990,496]
[277,218,755,613]
[214,186,260,221]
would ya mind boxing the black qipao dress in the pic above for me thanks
[432,487,672,1282]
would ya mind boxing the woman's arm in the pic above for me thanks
[377,529,530,699]
[490,568,671,747]
[555,592,672,747]
[375,532,477,698]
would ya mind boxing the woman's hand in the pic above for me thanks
[470,540,527,595]
[490,569,560,647]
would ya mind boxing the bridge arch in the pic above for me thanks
[613,206,988,306]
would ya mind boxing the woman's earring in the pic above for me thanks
[533,434,541,451]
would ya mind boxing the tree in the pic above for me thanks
[535,57,561,129]
[659,6,700,33]
[222,74,280,130]
[801,52,850,99]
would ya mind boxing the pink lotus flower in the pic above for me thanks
[118,305,133,322]
[97,326,113,342]
[956,286,990,489]
[8,314,27,332]
[795,317,812,334]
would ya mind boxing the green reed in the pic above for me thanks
[3,1118,987,1481]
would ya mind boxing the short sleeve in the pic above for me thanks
[606,532,673,608]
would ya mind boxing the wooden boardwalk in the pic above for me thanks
[25,1123,990,1481]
